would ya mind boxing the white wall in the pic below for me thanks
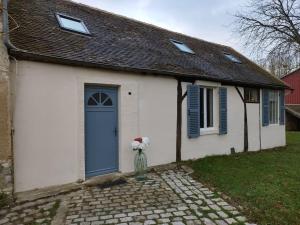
[13,61,285,192]
[13,61,177,192]
[181,85,286,160]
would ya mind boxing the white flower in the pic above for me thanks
[139,142,146,150]
[131,137,150,151]
[142,137,150,146]
[131,141,141,150]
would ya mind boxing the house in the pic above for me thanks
[281,68,300,131]
[0,0,287,194]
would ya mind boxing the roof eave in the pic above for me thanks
[9,49,288,90]
[286,106,300,119]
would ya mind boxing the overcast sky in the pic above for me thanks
[73,0,249,56]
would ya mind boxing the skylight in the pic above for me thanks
[56,13,90,34]
[171,40,194,54]
[224,53,242,63]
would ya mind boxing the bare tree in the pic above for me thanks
[235,0,300,76]
[257,53,300,77]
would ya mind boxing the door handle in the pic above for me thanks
[114,127,118,136]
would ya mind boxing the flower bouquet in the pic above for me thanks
[131,137,150,180]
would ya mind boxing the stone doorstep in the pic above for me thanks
[15,182,82,204]
[83,172,123,187]
[15,171,134,203]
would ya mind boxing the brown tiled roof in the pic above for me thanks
[286,105,300,119]
[8,0,287,88]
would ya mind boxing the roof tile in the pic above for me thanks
[8,0,286,88]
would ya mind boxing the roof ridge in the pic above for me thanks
[281,67,300,79]
[67,0,229,49]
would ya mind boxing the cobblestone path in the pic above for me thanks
[0,169,257,225]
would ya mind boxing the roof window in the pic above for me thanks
[56,13,90,34]
[171,40,194,54]
[224,53,241,63]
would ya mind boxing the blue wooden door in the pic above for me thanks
[85,86,118,178]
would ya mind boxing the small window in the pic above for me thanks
[56,14,90,34]
[87,92,113,106]
[244,88,260,103]
[269,90,279,124]
[200,87,214,129]
[171,40,194,54]
[224,53,241,63]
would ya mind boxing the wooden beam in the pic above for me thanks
[235,86,249,152]
[176,80,183,162]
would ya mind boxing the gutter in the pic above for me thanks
[10,49,289,90]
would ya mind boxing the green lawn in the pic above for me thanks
[188,132,300,225]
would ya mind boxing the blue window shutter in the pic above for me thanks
[279,90,285,125]
[187,84,200,138]
[219,87,227,135]
[262,89,269,126]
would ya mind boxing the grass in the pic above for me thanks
[0,192,11,209]
[188,132,300,225]
[49,200,61,218]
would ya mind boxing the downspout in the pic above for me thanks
[2,0,18,197]
[235,86,249,152]
[3,0,19,51]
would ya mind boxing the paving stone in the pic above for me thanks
[209,204,221,211]
[217,211,229,219]
[183,215,197,220]
[215,220,228,225]
[120,217,133,222]
[173,211,186,216]
[236,216,247,222]
[225,218,237,224]
[208,212,219,219]
[144,220,156,224]
[105,218,118,224]
[172,222,185,225]
[91,222,104,225]
[1,169,252,225]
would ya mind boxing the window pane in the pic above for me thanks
[59,15,88,33]
[269,101,273,124]
[269,90,279,124]
[103,98,112,106]
[88,97,97,106]
[275,92,279,123]
[92,93,100,103]
[200,88,204,128]
[207,88,214,127]
[224,53,241,63]
[171,40,194,54]
[244,88,259,103]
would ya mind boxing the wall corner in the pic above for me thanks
[0,0,13,197]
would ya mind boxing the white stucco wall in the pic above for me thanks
[181,84,286,159]
[13,61,177,192]
[13,61,286,192]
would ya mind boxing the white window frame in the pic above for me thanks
[170,39,194,54]
[199,86,217,133]
[56,13,90,35]
[269,90,280,125]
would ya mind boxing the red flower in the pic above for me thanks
[134,137,143,143]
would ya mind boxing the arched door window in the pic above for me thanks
[87,92,113,106]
